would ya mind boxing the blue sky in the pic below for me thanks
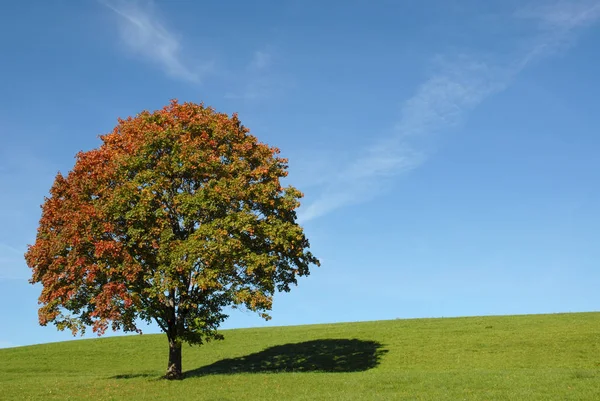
[1,0,599,348]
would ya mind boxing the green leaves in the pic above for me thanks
[26,100,319,350]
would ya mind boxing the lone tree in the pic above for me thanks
[25,100,319,379]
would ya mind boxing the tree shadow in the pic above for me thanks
[110,372,159,380]
[186,338,387,378]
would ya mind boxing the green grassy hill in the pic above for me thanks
[1,312,599,400]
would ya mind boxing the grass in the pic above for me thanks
[1,312,600,400]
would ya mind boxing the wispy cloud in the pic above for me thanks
[248,51,272,71]
[298,0,600,223]
[225,49,288,100]
[101,0,207,83]
[515,0,600,68]
[518,0,600,29]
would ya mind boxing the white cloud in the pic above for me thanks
[515,0,600,68]
[249,51,271,71]
[298,0,600,223]
[517,0,600,29]
[101,0,207,83]
[225,49,283,101]
[299,57,510,222]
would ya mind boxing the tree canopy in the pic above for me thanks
[25,100,319,379]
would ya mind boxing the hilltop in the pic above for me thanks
[1,312,599,400]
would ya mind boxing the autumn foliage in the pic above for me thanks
[25,100,319,379]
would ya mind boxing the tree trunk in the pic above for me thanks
[165,338,183,380]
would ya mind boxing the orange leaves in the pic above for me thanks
[93,240,122,259]
[25,99,319,349]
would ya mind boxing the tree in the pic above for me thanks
[25,100,319,379]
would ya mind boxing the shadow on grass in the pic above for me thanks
[110,372,158,380]
[185,338,387,378]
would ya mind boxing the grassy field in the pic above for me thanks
[1,312,599,400]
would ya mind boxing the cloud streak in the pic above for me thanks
[101,0,205,83]
[248,51,271,71]
[298,0,600,223]
[518,0,600,29]
[225,50,286,101]
[101,3,285,98]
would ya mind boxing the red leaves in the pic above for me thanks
[93,240,123,259]
[25,99,319,346]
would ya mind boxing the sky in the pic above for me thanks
[1,0,599,349]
